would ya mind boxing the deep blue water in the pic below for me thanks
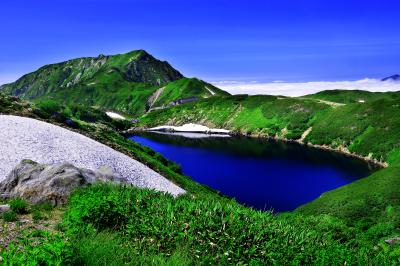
[129,133,377,212]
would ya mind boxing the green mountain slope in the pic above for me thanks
[138,90,400,228]
[304,89,400,104]
[149,77,230,109]
[0,50,229,115]
[139,92,400,162]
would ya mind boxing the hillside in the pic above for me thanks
[0,50,228,115]
[138,92,400,163]
[304,89,400,104]
[2,91,400,263]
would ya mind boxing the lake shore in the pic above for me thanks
[128,124,387,168]
[231,131,388,168]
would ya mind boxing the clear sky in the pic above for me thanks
[1,0,400,85]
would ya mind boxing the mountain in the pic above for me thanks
[0,50,228,115]
[382,74,400,81]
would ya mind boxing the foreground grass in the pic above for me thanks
[2,184,400,265]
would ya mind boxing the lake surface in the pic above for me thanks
[129,132,378,212]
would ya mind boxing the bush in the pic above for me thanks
[63,184,374,265]
[35,100,63,118]
[0,231,73,265]
[33,203,54,212]
[10,198,29,214]
[2,211,18,222]
[32,210,45,222]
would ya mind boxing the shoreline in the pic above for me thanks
[231,131,388,168]
[128,125,387,169]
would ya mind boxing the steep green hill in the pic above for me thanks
[149,77,230,109]
[0,50,228,115]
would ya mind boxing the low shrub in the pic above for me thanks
[9,198,29,214]
[2,211,18,222]
[0,231,73,265]
[63,184,386,265]
[32,210,45,222]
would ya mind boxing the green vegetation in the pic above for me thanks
[140,94,330,139]
[139,92,400,162]
[305,89,400,104]
[3,184,400,265]
[151,78,229,109]
[2,211,18,222]
[3,83,400,263]
[9,198,29,214]
[0,50,228,116]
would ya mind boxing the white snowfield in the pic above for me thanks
[106,111,126,120]
[148,123,230,134]
[0,115,185,196]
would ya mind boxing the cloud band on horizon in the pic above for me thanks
[213,79,400,97]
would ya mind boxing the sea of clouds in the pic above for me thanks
[213,79,400,97]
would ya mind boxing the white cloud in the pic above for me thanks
[213,79,400,97]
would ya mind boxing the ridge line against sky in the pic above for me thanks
[212,79,400,97]
[1,0,400,88]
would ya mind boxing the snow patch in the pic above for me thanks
[148,123,230,134]
[106,112,125,120]
[205,86,216,96]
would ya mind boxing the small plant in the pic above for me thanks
[34,203,54,212]
[32,210,45,222]
[10,198,29,214]
[2,211,18,222]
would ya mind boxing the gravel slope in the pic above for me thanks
[0,115,185,196]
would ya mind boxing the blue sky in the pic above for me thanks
[1,0,400,84]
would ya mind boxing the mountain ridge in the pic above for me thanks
[0,50,228,115]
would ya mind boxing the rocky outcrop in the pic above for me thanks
[385,236,400,245]
[0,160,125,206]
[0,204,10,213]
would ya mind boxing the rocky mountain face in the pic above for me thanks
[382,74,400,82]
[0,50,183,100]
[0,50,228,115]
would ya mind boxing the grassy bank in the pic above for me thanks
[2,184,400,265]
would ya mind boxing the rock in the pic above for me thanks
[384,236,400,245]
[0,204,10,213]
[0,159,125,206]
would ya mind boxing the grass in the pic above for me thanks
[4,184,400,265]
[304,89,400,104]
[152,77,229,108]
[2,211,18,222]
[139,92,400,162]
[0,50,226,117]
[9,198,29,214]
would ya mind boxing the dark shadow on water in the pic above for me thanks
[129,132,379,212]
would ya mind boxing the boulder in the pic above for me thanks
[0,160,125,206]
[385,236,400,245]
[0,204,10,213]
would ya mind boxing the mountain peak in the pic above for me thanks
[0,50,184,98]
